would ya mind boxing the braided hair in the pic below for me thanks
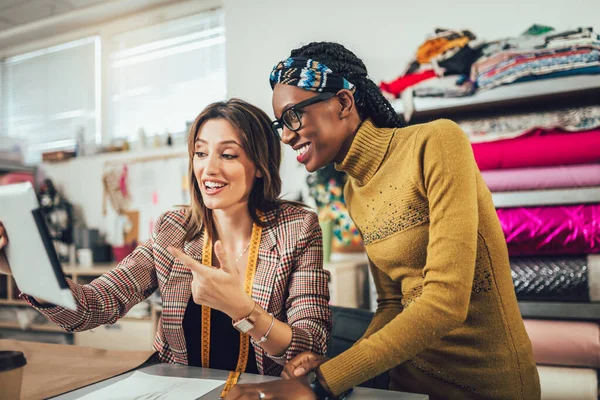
[290,42,405,128]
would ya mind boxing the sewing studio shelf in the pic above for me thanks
[518,301,600,321]
[393,74,600,121]
[492,186,600,208]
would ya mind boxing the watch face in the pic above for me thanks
[307,371,317,383]
[234,319,254,333]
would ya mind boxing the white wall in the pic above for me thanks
[224,0,600,199]
[4,0,599,236]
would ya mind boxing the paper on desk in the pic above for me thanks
[76,371,225,400]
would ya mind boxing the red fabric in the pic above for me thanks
[379,70,436,97]
[0,172,34,186]
[471,128,600,170]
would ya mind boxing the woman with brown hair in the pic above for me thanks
[0,98,332,397]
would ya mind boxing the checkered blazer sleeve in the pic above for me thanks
[21,215,163,331]
[269,211,332,365]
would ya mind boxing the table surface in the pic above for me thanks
[52,363,429,400]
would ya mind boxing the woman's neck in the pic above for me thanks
[333,117,363,164]
[212,203,254,250]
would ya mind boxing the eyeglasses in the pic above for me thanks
[271,92,336,140]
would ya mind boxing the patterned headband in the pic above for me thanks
[269,57,356,94]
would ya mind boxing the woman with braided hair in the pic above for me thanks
[225,42,540,400]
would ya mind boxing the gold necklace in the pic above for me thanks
[235,241,252,264]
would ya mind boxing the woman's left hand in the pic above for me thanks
[224,379,316,400]
[168,241,253,319]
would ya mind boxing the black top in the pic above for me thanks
[183,296,259,373]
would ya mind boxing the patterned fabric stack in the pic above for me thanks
[458,105,600,400]
[379,28,478,99]
[472,26,600,91]
[380,25,600,105]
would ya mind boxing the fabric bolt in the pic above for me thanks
[497,204,600,256]
[481,164,600,192]
[21,205,332,376]
[523,319,600,368]
[510,255,600,302]
[379,70,437,97]
[471,128,600,170]
[537,366,598,400]
[460,105,600,143]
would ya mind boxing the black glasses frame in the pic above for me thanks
[271,91,336,139]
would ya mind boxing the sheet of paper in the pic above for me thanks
[76,371,225,400]
[0,182,76,309]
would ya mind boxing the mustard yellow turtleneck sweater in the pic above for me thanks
[319,119,540,400]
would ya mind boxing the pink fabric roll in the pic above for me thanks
[497,204,600,256]
[0,172,35,186]
[471,128,600,170]
[481,164,600,192]
[524,320,600,368]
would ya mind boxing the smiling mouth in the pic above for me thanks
[295,143,311,163]
[203,181,227,194]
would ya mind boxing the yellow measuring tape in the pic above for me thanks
[200,223,263,398]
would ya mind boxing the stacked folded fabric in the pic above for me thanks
[472,27,600,91]
[467,115,600,301]
[461,103,600,400]
[381,25,600,114]
[379,28,479,99]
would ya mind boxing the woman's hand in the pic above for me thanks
[281,352,329,379]
[224,378,316,400]
[0,221,12,275]
[167,240,254,319]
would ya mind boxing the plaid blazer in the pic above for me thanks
[24,203,331,376]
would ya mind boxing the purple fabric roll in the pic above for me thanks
[482,164,600,192]
[497,204,600,256]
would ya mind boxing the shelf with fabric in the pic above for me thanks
[393,74,600,121]
[0,160,36,174]
[492,186,600,208]
[518,301,600,321]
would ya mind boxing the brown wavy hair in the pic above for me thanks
[185,98,286,241]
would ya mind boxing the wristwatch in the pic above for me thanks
[307,370,353,400]
[232,302,261,333]
[307,370,332,400]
